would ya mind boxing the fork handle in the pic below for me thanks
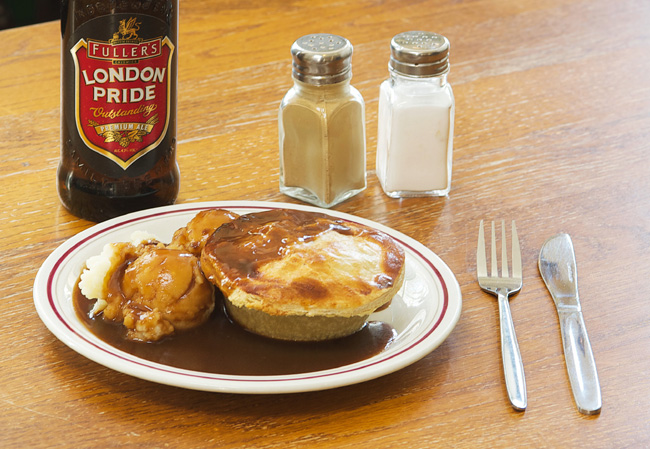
[498,291,527,411]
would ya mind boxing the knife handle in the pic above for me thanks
[558,309,602,414]
[498,293,527,411]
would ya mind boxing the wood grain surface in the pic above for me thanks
[1,0,650,447]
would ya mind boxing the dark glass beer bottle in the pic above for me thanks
[59,0,179,222]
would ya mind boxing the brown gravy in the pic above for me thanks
[73,284,395,376]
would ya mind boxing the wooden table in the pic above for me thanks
[2,0,649,447]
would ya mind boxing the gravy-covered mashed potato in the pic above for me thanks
[79,210,237,342]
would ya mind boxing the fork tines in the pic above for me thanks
[477,220,522,281]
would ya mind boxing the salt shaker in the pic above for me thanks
[279,34,366,208]
[376,31,455,197]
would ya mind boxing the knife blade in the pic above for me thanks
[538,233,602,415]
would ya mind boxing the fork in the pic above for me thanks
[477,220,527,411]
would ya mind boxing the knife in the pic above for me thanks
[538,233,602,415]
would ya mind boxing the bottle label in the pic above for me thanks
[70,17,174,169]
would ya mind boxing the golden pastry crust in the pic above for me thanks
[200,209,405,340]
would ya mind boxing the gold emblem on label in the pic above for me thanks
[113,17,141,41]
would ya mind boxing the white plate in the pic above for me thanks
[34,201,461,394]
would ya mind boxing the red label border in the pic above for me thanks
[70,37,174,170]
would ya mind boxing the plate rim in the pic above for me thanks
[34,200,462,394]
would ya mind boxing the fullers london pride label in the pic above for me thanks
[70,16,174,169]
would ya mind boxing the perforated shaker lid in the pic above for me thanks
[291,34,353,85]
[389,31,450,77]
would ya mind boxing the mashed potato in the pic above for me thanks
[169,209,239,256]
[79,232,214,342]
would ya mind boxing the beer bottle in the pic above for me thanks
[59,0,180,222]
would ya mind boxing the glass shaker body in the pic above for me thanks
[376,31,454,198]
[280,80,366,208]
[279,34,366,208]
[377,72,454,197]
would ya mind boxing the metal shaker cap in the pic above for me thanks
[389,31,450,77]
[291,34,353,85]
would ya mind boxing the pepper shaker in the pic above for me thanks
[279,34,366,208]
